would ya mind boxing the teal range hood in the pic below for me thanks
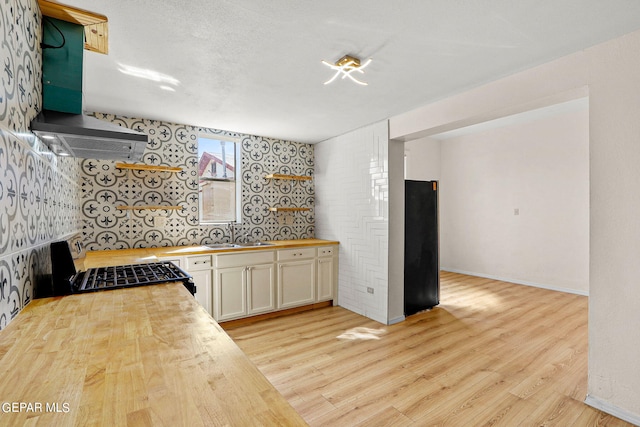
[42,17,83,114]
[32,17,148,161]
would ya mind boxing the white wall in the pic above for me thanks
[387,139,405,324]
[389,29,640,424]
[405,137,441,181]
[438,107,589,294]
[314,121,390,324]
[587,32,640,422]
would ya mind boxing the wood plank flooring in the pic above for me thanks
[224,271,634,426]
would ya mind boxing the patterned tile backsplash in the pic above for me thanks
[1,0,83,329]
[0,0,314,330]
[82,115,315,250]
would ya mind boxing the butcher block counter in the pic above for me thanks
[78,238,339,269]
[0,283,306,426]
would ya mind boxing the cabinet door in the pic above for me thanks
[215,266,247,321]
[278,259,315,309]
[183,255,213,315]
[317,257,334,302]
[190,269,212,315]
[247,264,275,315]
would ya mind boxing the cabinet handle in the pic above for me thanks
[194,260,209,265]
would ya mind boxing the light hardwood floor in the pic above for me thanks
[224,271,633,426]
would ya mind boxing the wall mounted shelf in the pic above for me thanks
[116,163,183,173]
[117,205,182,211]
[115,163,183,214]
[265,173,313,213]
[265,174,312,181]
[268,207,311,212]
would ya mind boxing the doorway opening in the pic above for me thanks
[403,97,590,304]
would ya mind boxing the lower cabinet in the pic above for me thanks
[247,263,277,315]
[277,248,316,309]
[161,256,213,315]
[184,255,213,316]
[180,244,338,322]
[214,251,275,322]
[317,246,336,302]
[214,266,247,321]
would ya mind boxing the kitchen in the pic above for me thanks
[2,0,640,425]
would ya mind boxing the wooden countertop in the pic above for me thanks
[0,284,306,426]
[80,238,339,269]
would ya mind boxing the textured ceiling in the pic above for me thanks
[64,1,640,143]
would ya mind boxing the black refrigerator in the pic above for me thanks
[404,180,440,316]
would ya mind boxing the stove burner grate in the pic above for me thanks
[76,261,193,293]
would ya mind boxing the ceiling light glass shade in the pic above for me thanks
[322,55,372,86]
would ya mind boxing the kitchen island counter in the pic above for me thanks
[0,283,306,426]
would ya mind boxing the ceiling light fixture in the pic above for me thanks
[322,54,372,86]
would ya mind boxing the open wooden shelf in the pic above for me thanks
[117,205,182,211]
[268,207,311,212]
[116,163,182,173]
[265,174,312,181]
[266,174,312,212]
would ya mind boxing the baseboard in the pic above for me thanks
[585,394,640,426]
[220,301,333,329]
[441,268,589,296]
[388,315,405,325]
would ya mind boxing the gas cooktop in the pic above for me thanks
[75,261,193,293]
[38,238,196,298]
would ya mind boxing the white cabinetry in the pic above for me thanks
[277,247,316,309]
[214,266,246,321]
[174,243,337,323]
[214,251,275,322]
[185,255,213,316]
[317,246,337,302]
[159,256,184,269]
[247,263,277,315]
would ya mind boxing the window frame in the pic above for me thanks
[197,135,242,225]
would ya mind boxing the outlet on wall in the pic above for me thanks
[367,287,374,294]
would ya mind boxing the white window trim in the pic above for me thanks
[198,134,242,225]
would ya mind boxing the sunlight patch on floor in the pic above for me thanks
[336,327,387,341]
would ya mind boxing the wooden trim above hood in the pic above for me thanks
[38,0,108,54]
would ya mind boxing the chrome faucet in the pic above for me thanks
[226,222,235,243]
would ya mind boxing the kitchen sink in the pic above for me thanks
[205,243,242,249]
[235,242,274,247]
[205,242,274,250]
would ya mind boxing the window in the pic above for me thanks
[198,136,241,223]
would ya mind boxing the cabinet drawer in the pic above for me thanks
[215,250,275,268]
[317,246,335,257]
[277,247,316,261]
[186,255,212,271]
[158,257,183,268]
